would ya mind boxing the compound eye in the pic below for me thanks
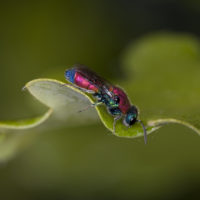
[127,114,137,126]
[129,117,135,125]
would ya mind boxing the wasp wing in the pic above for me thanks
[73,64,115,97]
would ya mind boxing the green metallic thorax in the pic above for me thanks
[93,93,121,116]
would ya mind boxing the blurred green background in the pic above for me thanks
[0,0,200,200]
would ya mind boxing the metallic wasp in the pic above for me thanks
[65,65,147,144]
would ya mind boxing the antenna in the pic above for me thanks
[137,120,147,144]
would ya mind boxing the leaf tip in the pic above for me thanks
[21,85,27,91]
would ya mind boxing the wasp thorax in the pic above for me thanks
[123,106,138,127]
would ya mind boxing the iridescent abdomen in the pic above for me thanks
[65,69,99,93]
[74,72,99,92]
[113,87,131,114]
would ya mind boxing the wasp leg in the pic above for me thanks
[77,102,102,113]
[113,115,122,135]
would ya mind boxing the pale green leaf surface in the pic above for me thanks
[24,79,98,126]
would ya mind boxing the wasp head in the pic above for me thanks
[123,106,138,127]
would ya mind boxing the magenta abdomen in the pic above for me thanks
[113,87,131,114]
[74,72,99,92]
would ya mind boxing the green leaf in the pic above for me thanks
[121,32,200,136]
[0,79,98,161]
[23,78,159,139]
[0,108,52,162]
[24,74,200,139]
[24,79,98,126]
[0,32,199,162]
[0,109,52,130]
